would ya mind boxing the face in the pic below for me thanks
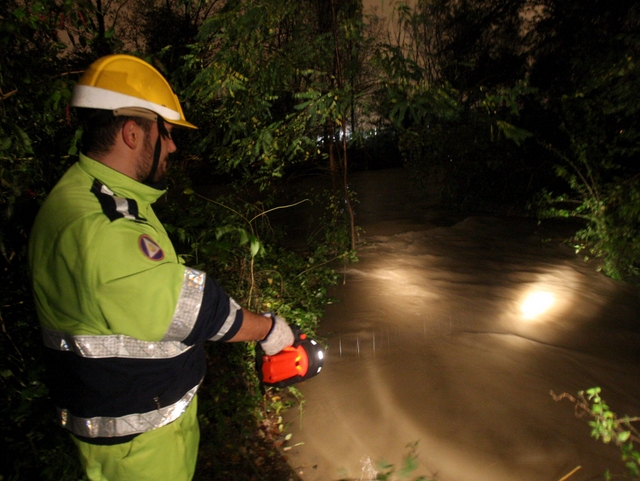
[136,122,177,184]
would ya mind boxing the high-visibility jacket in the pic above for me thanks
[28,153,243,446]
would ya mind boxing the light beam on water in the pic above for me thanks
[520,291,555,320]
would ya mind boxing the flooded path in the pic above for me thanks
[282,168,640,481]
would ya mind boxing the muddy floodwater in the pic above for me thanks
[282,168,640,481]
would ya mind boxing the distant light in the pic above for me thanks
[520,291,555,320]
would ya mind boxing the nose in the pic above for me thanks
[168,138,177,153]
[165,135,177,154]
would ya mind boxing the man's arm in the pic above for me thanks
[227,308,272,342]
[227,308,295,356]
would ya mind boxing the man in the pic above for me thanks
[28,54,294,481]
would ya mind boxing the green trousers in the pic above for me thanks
[72,399,199,481]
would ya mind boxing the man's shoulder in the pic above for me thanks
[39,164,149,227]
[35,164,103,228]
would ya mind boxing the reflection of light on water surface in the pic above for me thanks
[520,291,555,320]
[513,267,581,324]
[361,259,584,339]
[368,260,579,321]
[364,260,586,351]
[287,226,626,481]
[367,265,439,300]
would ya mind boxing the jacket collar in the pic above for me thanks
[78,153,166,204]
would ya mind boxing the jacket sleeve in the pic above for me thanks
[94,219,243,343]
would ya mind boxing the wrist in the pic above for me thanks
[261,312,276,341]
[259,314,295,355]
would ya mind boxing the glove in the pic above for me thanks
[260,314,295,355]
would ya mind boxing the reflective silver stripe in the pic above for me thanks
[99,183,136,220]
[114,197,135,220]
[100,183,114,196]
[41,327,192,359]
[58,382,200,439]
[163,268,206,342]
[209,297,241,341]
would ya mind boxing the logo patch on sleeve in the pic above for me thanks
[139,234,165,261]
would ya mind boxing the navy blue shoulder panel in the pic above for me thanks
[91,179,146,223]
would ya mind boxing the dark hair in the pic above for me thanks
[76,108,152,157]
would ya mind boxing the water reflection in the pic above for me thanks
[520,291,555,320]
[282,169,640,481]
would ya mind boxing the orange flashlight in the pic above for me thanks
[257,329,325,388]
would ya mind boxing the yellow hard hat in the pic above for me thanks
[71,54,197,129]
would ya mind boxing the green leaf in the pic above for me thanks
[618,431,631,442]
[12,7,26,19]
[11,124,34,154]
[587,387,601,399]
[495,120,532,146]
[293,100,313,111]
[68,128,83,156]
[250,237,261,258]
[238,229,249,245]
[216,225,238,239]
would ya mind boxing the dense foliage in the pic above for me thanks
[2,0,640,479]
[381,0,640,282]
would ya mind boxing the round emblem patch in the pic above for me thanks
[139,234,165,261]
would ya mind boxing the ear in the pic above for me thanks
[121,120,142,150]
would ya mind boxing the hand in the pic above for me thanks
[260,314,294,355]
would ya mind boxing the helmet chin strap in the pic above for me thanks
[143,117,169,189]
